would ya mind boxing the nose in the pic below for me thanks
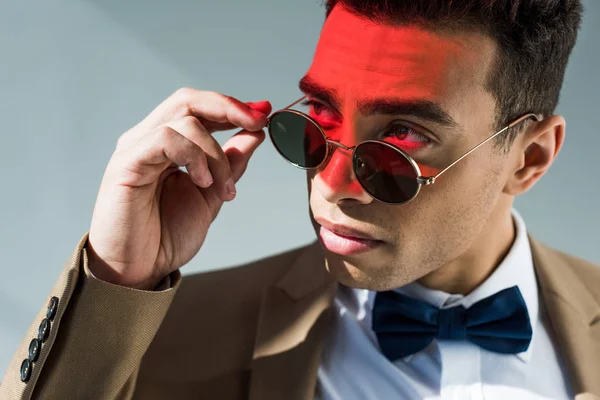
[312,140,374,205]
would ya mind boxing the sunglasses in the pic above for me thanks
[266,96,542,205]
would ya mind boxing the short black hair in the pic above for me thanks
[325,0,583,148]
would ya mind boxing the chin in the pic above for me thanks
[325,255,408,291]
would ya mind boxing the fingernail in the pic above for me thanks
[247,100,270,108]
[205,170,214,186]
[226,179,236,196]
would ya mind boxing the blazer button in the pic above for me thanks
[28,338,41,362]
[20,359,32,382]
[38,319,50,343]
[47,297,59,320]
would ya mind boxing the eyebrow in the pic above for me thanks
[359,98,458,129]
[298,75,342,111]
[298,75,458,130]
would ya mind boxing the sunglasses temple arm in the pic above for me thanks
[265,96,307,124]
[423,113,542,183]
[429,126,510,181]
[267,96,306,124]
[283,96,307,110]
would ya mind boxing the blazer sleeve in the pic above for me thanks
[0,233,182,400]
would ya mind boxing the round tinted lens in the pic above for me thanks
[353,142,420,203]
[269,111,327,168]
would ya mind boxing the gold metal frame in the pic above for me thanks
[266,96,543,205]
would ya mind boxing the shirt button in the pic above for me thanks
[20,359,32,382]
[38,319,51,343]
[28,338,41,362]
[46,297,59,320]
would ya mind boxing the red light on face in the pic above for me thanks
[302,5,493,200]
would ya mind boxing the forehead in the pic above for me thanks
[307,5,495,106]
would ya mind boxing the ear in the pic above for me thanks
[503,115,565,196]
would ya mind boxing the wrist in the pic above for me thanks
[86,242,161,291]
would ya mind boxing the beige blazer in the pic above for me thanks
[1,233,599,400]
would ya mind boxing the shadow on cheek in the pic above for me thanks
[306,170,319,192]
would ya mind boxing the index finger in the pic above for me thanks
[205,100,273,132]
[137,88,270,134]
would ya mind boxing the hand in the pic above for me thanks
[87,88,272,289]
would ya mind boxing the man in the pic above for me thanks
[1,0,598,399]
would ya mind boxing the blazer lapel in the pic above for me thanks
[249,241,336,400]
[530,235,600,398]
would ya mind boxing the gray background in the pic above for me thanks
[0,0,598,378]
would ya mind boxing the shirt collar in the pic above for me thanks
[359,208,539,363]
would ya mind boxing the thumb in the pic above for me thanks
[223,129,267,182]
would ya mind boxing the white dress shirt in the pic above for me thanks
[316,209,573,400]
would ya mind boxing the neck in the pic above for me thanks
[417,206,516,295]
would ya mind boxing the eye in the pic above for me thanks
[382,122,432,147]
[301,99,340,127]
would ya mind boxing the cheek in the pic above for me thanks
[391,154,503,245]
[435,149,502,198]
[424,156,504,242]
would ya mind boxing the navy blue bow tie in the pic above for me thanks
[372,286,533,361]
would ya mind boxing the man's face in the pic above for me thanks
[304,5,513,291]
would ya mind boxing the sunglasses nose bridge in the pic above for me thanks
[324,138,356,152]
[322,139,357,165]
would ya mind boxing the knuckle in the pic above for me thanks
[181,115,204,131]
[211,91,235,108]
[155,126,176,142]
[116,134,127,149]
[171,88,196,118]
[116,128,137,149]
[173,87,195,101]
[222,94,241,109]
[204,90,220,99]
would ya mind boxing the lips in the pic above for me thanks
[315,218,379,241]
[315,218,383,256]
